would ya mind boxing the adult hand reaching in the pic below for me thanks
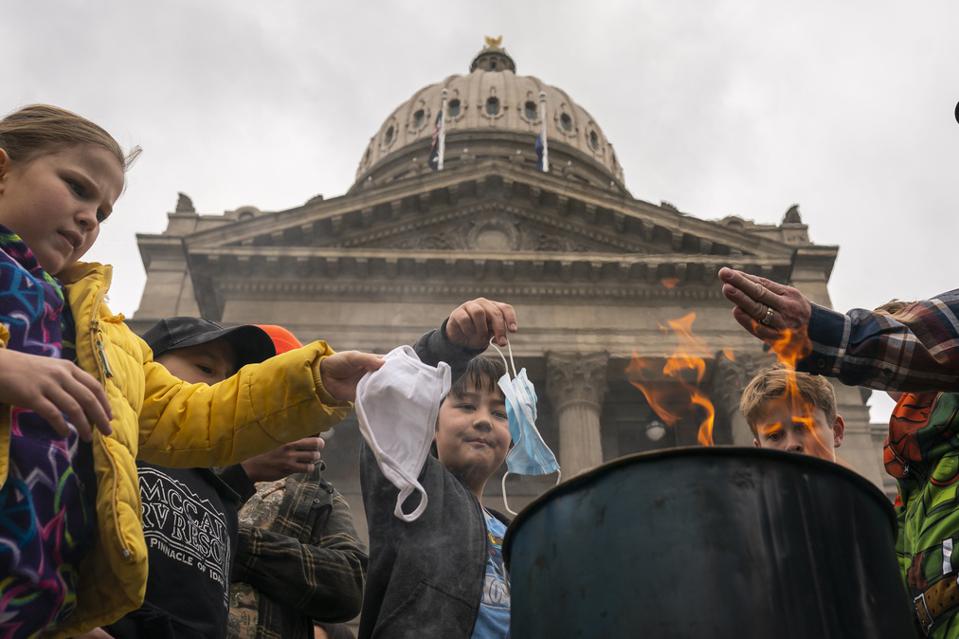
[718,267,812,345]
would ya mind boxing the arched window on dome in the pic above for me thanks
[589,130,600,151]
[412,109,425,130]
[384,125,395,145]
[524,101,537,120]
[448,99,461,118]
[486,97,500,116]
[560,112,573,132]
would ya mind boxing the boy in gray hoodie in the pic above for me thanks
[359,298,517,639]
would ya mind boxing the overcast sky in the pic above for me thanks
[4,0,958,420]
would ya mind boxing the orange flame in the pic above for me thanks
[765,328,832,458]
[660,277,680,290]
[627,312,717,446]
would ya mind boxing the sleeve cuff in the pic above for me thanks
[232,524,255,581]
[414,319,486,366]
[218,464,257,503]
[798,304,850,375]
[311,355,353,408]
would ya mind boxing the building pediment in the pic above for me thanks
[173,161,800,262]
[301,201,674,254]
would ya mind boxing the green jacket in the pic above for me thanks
[888,392,959,637]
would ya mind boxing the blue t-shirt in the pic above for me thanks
[471,509,510,639]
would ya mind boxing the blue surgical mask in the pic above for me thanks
[491,339,561,515]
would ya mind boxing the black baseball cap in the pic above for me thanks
[143,317,276,370]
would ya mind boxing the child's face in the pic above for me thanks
[155,338,239,385]
[435,384,511,488]
[752,398,844,462]
[0,144,124,275]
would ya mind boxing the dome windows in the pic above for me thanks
[524,101,538,120]
[357,68,625,184]
[412,109,426,130]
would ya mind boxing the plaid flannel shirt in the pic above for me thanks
[230,468,367,639]
[799,289,959,392]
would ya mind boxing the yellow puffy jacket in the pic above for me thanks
[0,262,352,638]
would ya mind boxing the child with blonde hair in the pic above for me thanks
[739,365,845,462]
[0,104,382,638]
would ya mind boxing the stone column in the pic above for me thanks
[546,352,609,477]
[710,352,772,446]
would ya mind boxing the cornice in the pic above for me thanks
[135,235,186,269]
[790,245,840,281]
[211,278,734,301]
[186,246,795,300]
[187,245,792,273]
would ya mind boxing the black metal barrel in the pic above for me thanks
[503,447,915,639]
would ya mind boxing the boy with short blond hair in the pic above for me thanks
[740,365,845,462]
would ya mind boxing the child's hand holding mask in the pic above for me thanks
[319,350,384,401]
[444,297,518,349]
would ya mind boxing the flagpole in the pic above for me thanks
[539,90,549,173]
[438,89,448,171]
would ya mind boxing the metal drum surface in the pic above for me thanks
[503,447,915,639]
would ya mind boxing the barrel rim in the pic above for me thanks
[502,445,896,568]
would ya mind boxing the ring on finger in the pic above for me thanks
[760,306,775,326]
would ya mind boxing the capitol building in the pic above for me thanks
[131,39,889,530]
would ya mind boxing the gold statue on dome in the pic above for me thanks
[484,35,503,50]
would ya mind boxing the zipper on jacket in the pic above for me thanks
[96,338,114,378]
[86,284,135,563]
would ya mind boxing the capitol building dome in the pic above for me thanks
[354,38,626,192]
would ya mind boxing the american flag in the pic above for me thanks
[428,111,444,170]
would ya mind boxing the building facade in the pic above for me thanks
[131,40,887,536]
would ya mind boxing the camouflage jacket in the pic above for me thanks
[228,467,367,639]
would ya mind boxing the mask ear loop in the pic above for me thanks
[488,338,518,378]
[501,469,562,517]
[492,336,553,516]
[501,471,518,516]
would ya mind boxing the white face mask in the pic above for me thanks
[354,345,451,522]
